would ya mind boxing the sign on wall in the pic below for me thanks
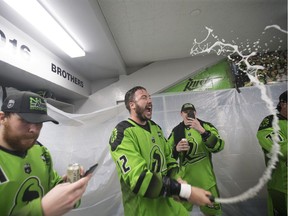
[162,60,234,93]
[0,15,90,96]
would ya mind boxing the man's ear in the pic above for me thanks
[129,101,135,111]
[0,111,5,122]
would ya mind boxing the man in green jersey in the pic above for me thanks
[0,91,91,216]
[109,86,212,216]
[257,90,287,216]
[167,103,224,216]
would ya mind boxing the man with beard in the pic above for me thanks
[257,90,287,216]
[109,86,212,216]
[0,91,91,216]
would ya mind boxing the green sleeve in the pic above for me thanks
[49,169,63,188]
[257,116,273,152]
[42,146,63,189]
[167,131,175,150]
[257,116,287,160]
[163,130,179,179]
[203,122,225,153]
[167,131,180,160]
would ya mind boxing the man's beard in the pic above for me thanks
[2,122,38,152]
[135,104,151,122]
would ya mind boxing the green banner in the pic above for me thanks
[162,60,234,93]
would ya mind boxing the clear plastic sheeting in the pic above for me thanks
[38,103,128,216]
[0,83,286,216]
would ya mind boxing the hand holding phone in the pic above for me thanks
[83,163,98,177]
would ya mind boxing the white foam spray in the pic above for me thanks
[190,26,286,204]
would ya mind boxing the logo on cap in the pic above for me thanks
[184,104,193,109]
[29,96,47,112]
[7,100,15,109]
[181,103,196,112]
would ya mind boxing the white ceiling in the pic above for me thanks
[0,0,287,102]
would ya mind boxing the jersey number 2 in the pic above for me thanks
[119,155,131,174]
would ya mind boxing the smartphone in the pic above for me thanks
[187,110,195,119]
[83,163,98,177]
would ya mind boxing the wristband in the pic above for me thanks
[201,130,211,142]
[179,184,191,199]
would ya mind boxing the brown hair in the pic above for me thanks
[124,86,146,112]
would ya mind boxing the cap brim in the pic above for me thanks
[18,113,59,124]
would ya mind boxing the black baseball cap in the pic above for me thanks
[276,90,287,112]
[1,91,59,124]
[279,91,287,102]
[181,103,196,112]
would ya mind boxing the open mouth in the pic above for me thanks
[146,106,152,114]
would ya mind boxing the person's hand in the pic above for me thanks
[187,118,205,134]
[177,177,187,184]
[41,174,92,216]
[176,139,190,152]
[61,175,67,183]
[187,186,212,206]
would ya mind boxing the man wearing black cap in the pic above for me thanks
[167,103,225,216]
[257,90,287,216]
[0,91,92,216]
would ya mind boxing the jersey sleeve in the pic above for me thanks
[161,128,179,179]
[257,115,287,160]
[42,145,64,189]
[167,131,180,160]
[202,122,225,153]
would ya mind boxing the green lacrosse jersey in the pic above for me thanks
[167,120,224,190]
[109,119,189,216]
[0,142,63,216]
[257,114,287,193]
